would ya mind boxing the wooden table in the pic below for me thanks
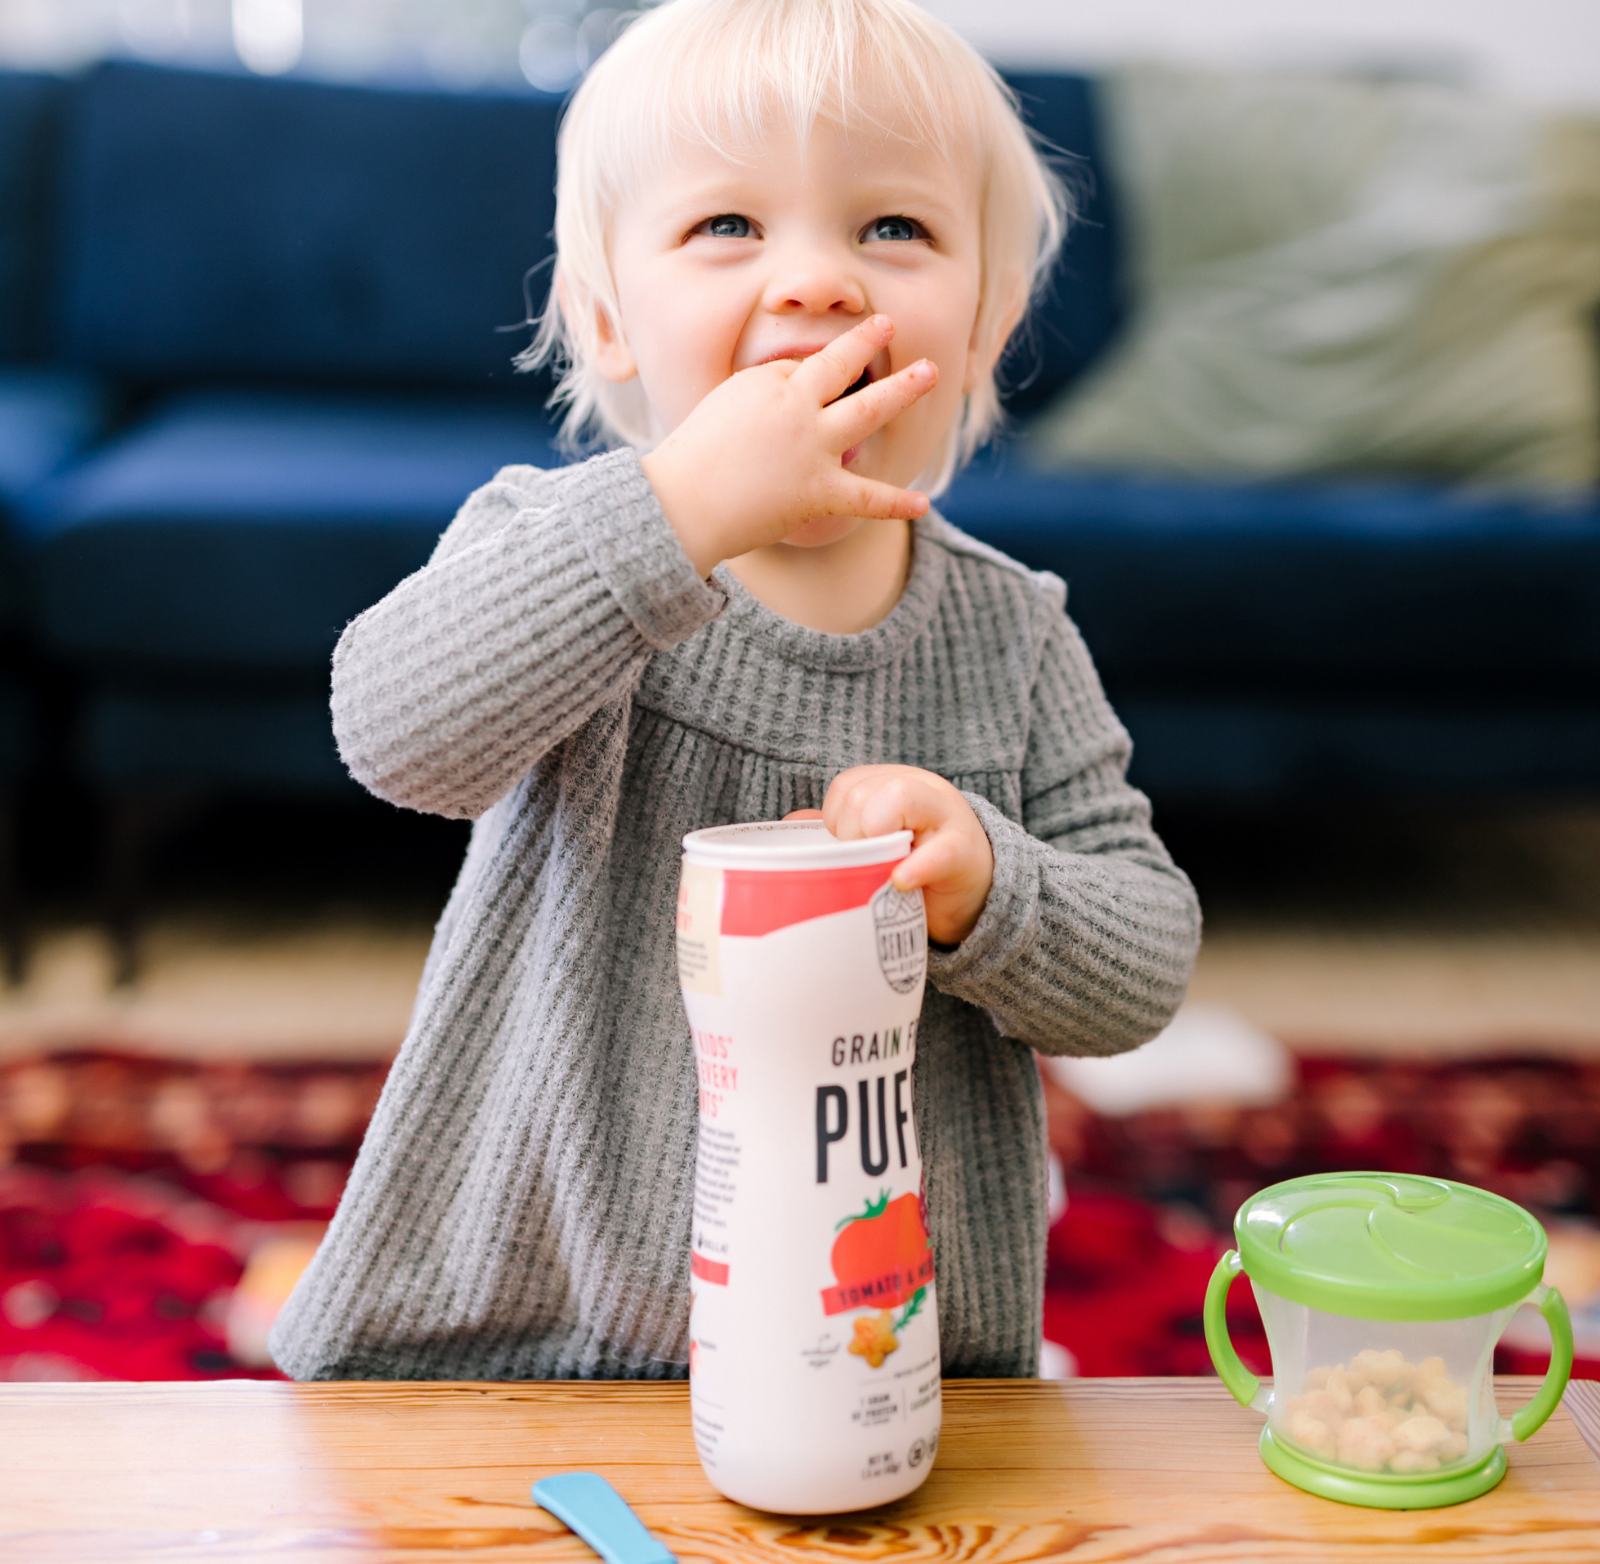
[4,1378,1598,1562]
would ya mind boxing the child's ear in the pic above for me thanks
[962,276,1028,393]
[560,271,638,384]
[591,299,639,384]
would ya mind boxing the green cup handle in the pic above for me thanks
[1204,1249,1265,1411]
[1509,1284,1573,1443]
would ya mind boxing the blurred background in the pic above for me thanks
[0,0,1597,1387]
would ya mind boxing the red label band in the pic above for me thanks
[820,1251,934,1316]
[721,861,897,938]
[690,1252,728,1285]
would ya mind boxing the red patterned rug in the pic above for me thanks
[0,1053,384,1380]
[1041,1054,1600,1381]
[0,1049,1595,1381]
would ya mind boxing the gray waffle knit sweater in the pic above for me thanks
[270,447,1200,1381]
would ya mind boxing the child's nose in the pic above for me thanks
[761,250,867,317]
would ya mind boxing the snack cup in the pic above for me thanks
[677,821,939,1515]
[1205,1172,1573,1508]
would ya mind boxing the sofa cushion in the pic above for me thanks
[24,391,561,676]
[940,454,1600,696]
[0,370,106,500]
[1030,65,1600,489]
[997,72,1124,415]
[55,62,563,387]
[0,369,107,631]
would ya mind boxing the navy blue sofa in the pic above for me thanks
[3,61,1598,977]
[25,64,564,799]
[10,63,568,975]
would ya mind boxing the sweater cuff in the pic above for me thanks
[565,447,727,651]
[925,793,1041,1002]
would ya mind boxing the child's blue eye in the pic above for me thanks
[704,214,752,238]
[863,216,921,242]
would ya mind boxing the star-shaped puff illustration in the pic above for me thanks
[848,1309,900,1369]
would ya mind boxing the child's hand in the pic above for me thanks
[788,766,994,947]
[641,316,938,578]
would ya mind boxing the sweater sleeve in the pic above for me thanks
[330,447,726,819]
[925,602,1201,1056]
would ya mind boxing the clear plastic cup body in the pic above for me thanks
[677,821,939,1514]
[1255,1284,1518,1476]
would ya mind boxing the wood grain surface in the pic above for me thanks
[2,1377,1597,1563]
[1566,1379,1600,1466]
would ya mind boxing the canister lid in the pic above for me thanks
[1235,1173,1547,1321]
[682,822,911,870]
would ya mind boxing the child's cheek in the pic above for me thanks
[886,374,957,478]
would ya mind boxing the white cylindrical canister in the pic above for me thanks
[676,820,940,1514]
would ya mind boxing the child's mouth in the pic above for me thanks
[828,368,873,405]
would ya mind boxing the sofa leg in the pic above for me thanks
[0,792,23,987]
[103,790,193,988]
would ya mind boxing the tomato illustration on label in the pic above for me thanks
[824,1186,935,1368]
[830,1190,930,1303]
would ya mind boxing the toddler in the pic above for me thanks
[271,0,1200,1381]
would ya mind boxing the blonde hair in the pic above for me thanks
[520,0,1069,494]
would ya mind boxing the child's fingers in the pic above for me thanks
[790,315,894,406]
[820,766,994,946]
[825,767,921,842]
[822,359,937,450]
[853,773,922,838]
[782,808,825,821]
[823,473,930,523]
[889,833,963,892]
[830,779,960,886]
[820,772,869,841]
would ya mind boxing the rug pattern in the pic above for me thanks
[1,1049,1595,1381]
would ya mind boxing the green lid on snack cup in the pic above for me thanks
[1235,1173,1548,1321]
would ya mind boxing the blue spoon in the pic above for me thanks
[532,1472,678,1564]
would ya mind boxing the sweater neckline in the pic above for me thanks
[709,513,950,671]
